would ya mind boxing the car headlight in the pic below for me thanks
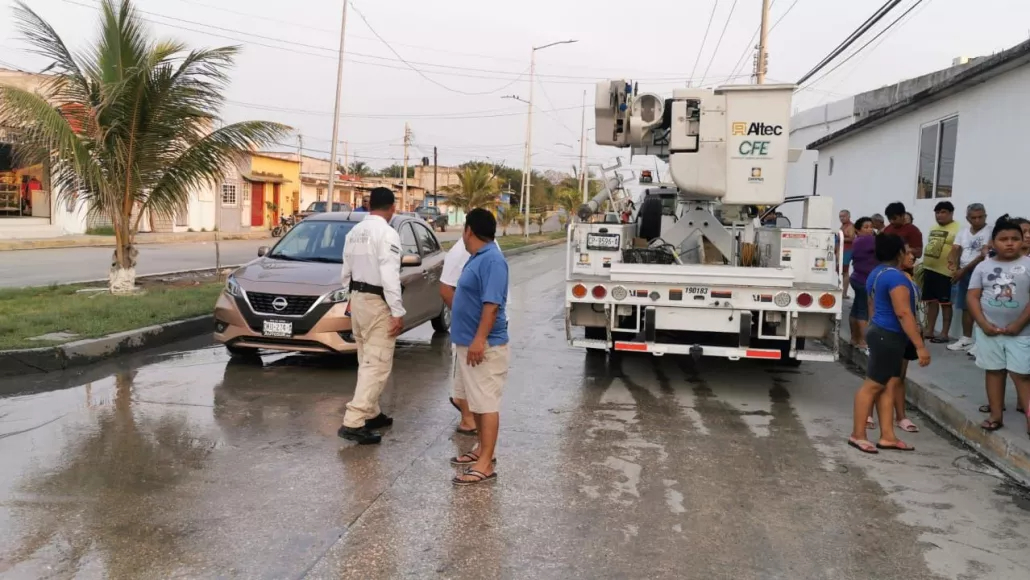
[326,288,350,304]
[225,275,243,298]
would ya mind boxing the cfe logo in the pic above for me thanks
[733,122,783,136]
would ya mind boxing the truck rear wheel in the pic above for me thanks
[780,338,805,367]
[584,326,608,354]
[637,196,664,242]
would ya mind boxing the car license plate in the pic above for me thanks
[262,320,293,338]
[586,233,620,251]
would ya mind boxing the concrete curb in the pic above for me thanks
[838,337,1030,487]
[0,316,211,378]
[0,239,567,377]
[0,231,271,252]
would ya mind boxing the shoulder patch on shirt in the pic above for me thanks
[389,244,401,254]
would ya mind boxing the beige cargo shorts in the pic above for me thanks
[453,344,511,414]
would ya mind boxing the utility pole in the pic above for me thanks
[756,0,771,84]
[578,89,588,203]
[402,123,411,212]
[522,49,536,239]
[297,134,304,207]
[325,0,348,211]
[433,146,438,208]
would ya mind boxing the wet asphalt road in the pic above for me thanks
[2,247,1030,580]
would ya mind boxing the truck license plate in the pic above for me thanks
[685,287,708,295]
[586,233,620,251]
[262,320,293,338]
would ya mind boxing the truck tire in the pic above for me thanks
[637,196,663,242]
[780,338,805,367]
[584,326,608,354]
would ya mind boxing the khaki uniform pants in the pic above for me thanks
[453,344,510,414]
[342,292,396,428]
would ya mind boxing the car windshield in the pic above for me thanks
[306,202,347,212]
[267,220,355,263]
[420,207,439,215]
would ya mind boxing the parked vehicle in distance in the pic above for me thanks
[270,214,296,238]
[214,212,450,358]
[297,201,352,221]
[416,205,448,232]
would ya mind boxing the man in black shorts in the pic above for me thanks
[921,201,960,342]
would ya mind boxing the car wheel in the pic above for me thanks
[431,304,451,333]
[226,345,260,360]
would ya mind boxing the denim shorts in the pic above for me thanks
[849,278,868,321]
[954,270,973,310]
[974,328,1030,375]
[866,324,909,385]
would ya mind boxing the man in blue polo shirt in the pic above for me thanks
[449,208,510,486]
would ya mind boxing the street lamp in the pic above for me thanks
[521,39,578,238]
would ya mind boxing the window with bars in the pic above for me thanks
[916,116,959,199]
[221,181,238,207]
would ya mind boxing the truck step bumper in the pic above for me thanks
[568,339,837,362]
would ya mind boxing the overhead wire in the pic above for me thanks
[224,99,584,120]
[688,0,721,83]
[699,0,740,86]
[797,0,930,93]
[796,0,904,85]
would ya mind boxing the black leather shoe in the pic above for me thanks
[365,413,394,430]
[337,426,382,445]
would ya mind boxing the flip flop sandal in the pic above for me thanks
[982,419,1004,431]
[848,438,878,454]
[449,452,497,467]
[452,468,498,486]
[930,337,951,344]
[456,427,478,436]
[979,404,1005,413]
[896,419,919,433]
[876,440,915,451]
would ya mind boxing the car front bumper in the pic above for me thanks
[213,291,357,354]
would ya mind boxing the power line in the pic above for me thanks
[689,1,721,83]
[699,0,740,86]
[225,99,584,120]
[796,0,904,85]
[347,3,526,96]
[798,0,930,93]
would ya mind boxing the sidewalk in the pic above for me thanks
[0,230,271,251]
[838,298,1030,486]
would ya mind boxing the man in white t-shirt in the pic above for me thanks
[947,203,991,351]
[439,236,505,435]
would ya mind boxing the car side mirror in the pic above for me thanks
[257,246,269,257]
[401,253,422,268]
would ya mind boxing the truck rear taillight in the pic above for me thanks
[796,293,813,308]
[572,284,587,298]
[592,285,607,299]
[819,293,836,309]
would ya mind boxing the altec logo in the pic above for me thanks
[732,122,783,136]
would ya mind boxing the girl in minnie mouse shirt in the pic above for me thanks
[967,215,1030,435]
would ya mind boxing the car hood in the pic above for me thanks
[233,258,342,294]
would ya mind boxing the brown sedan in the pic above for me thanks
[213,212,449,357]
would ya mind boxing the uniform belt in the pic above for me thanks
[350,281,385,298]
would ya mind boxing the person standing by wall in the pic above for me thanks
[850,234,930,454]
[921,201,961,343]
[948,203,991,353]
[967,216,1030,435]
[871,214,886,234]
[848,217,877,351]
[449,209,510,486]
[337,187,405,445]
[884,202,923,267]
[840,210,857,300]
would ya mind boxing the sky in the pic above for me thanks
[1,0,1029,177]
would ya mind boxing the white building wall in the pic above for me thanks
[813,64,1030,238]
[188,183,217,232]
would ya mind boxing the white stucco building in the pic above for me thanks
[804,40,1030,235]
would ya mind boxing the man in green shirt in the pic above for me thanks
[922,201,961,342]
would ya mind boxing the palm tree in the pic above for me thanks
[442,164,498,214]
[0,0,289,293]
[496,206,515,237]
[555,188,579,230]
[348,161,372,177]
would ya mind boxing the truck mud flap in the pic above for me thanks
[644,306,656,343]
[738,311,752,348]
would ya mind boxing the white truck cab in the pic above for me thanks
[566,80,842,365]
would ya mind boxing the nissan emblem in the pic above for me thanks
[272,297,288,311]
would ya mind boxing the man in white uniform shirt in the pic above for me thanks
[338,188,405,445]
[439,234,504,435]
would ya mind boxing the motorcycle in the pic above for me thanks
[271,214,296,238]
